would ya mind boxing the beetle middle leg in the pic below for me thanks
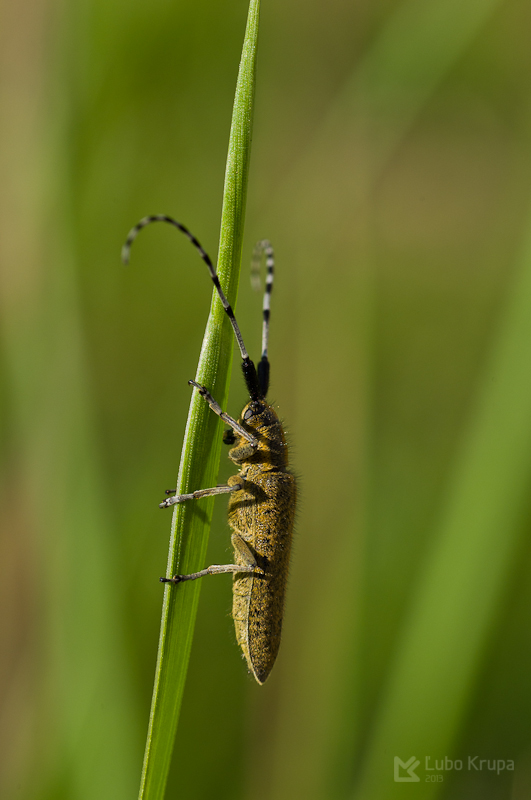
[159,482,242,509]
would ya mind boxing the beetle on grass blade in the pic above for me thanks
[122,216,296,684]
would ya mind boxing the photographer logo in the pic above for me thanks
[394,756,420,782]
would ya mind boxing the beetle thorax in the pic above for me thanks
[229,400,289,469]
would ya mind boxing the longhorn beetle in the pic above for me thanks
[122,215,296,684]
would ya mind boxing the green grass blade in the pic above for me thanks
[138,3,260,798]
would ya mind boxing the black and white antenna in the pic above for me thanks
[122,215,271,400]
[251,240,274,397]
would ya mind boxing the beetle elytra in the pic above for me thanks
[122,216,296,684]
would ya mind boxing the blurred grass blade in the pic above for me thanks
[290,0,501,180]
[354,204,531,799]
[0,4,139,799]
[138,3,260,798]
[262,1,504,798]
[341,0,501,160]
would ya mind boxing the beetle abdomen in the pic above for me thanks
[230,469,296,683]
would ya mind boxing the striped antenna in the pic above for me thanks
[122,216,263,398]
[251,240,274,358]
[251,240,274,396]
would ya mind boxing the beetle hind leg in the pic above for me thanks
[161,562,256,585]
[161,533,261,585]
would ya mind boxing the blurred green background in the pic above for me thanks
[2,0,531,798]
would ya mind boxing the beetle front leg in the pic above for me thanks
[189,380,257,448]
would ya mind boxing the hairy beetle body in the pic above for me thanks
[228,401,296,683]
[123,217,296,682]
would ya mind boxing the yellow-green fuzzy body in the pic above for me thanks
[227,400,296,684]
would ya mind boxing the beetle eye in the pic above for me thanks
[243,406,255,421]
[223,429,236,445]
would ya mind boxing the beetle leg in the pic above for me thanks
[161,562,256,585]
[230,533,258,568]
[189,380,257,448]
[160,533,262,585]
[159,482,243,509]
